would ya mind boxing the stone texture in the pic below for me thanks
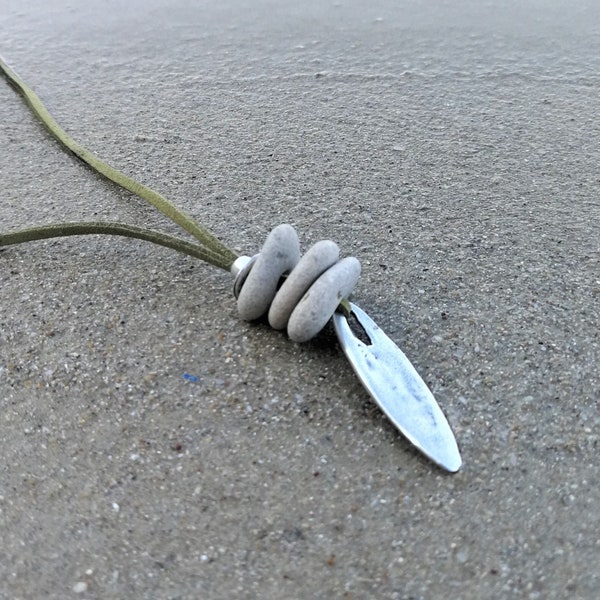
[287,256,361,342]
[268,239,339,330]
[236,224,300,321]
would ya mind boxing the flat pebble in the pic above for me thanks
[237,224,300,321]
[268,240,339,330]
[287,256,361,342]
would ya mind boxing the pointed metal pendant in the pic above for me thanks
[333,302,462,472]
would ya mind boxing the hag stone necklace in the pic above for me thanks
[0,56,461,472]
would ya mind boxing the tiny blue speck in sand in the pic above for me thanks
[183,373,198,382]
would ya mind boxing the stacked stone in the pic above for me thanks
[233,224,361,342]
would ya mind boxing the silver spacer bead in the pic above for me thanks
[231,254,259,299]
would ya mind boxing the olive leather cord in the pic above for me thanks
[0,56,238,271]
[0,222,228,266]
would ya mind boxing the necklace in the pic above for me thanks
[1,56,461,472]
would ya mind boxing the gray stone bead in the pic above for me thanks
[287,256,361,343]
[268,240,340,330]
[237,224,300,321]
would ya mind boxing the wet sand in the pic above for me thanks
[1,1,599,597]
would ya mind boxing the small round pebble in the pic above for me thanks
[237,224,300,321]
[73,581,88,593]
[287,256,361,342]
[268,240,340,330]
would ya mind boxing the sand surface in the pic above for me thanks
[1,1,599,598]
